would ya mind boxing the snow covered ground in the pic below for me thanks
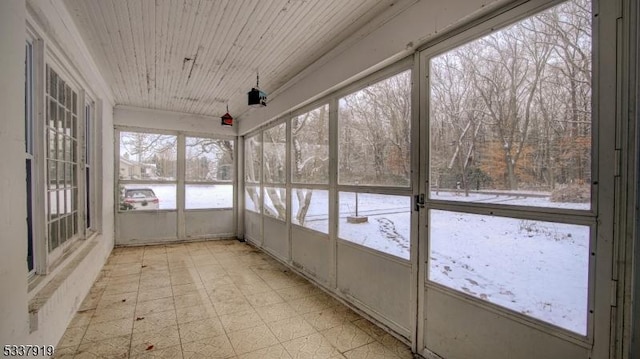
[338,192,411,260]
[122,183,233,210]
[429,210,589,335]
[431,191,590,210]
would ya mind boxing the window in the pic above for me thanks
[339,70,412,187]
[336,69,413,259]
[245,185,261,213]
[263,123,286,221]
[119,131,177,210]
[245,134,261,213]
[25,40,34,272]
[264,186,286,220]
[46,65,79,252]
[291,189,329,234]
[429,0,592,210]
[185,137,234,209]
[338,193,411,259]
[291,104,329,234]
[84,101,94,229]
[23,30,100,276]
[292,105,329,184]
[428,210,589,334]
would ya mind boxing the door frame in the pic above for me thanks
[415,0,618,357]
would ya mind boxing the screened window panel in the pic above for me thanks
[339,70,412,187]
[186,137,234,182]
[428,0,592,210]
[292,105,329,184]
[428,209,589,334]
[264,186,286,221]
[291,188,329,234]
[186,184,233,209]
[119,132,177,181]
[263,123,286,184]
[245,135,261,183]
[338,192,410,260]
[245,185,261,213]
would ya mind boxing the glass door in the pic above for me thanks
[416,1,613,357]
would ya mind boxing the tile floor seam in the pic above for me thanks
[127,249,144,359]
[167,249,191,359]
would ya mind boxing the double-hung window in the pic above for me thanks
[25,39,35,274]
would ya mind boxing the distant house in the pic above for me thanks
[119,157,141,179]
[119,157,157,179]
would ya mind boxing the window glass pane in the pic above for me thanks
[429,0,592,210]
[186,184,233,209]
[46,67,79,252]
[49,220,58,250]
[264,186,286,221]
[25,42,33,155]
[339,70,411,187]
[263,123,286,184]
[245,135,261,183]
[291,188,329,234]
[338,192,410,260]
[119,184,176,211]
[245,185,261,213]
[186,137,234,182]
[119,132,177,180]
[292,105,329,184]
[85,105,91,164]
[429,210,589,335]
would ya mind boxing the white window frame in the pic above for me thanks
[262,120,288,222]
[84,96,96,234]
[244,132,263,214]
[290,102,331,235]
[416,0,601,344]
[115,127,179,212]
[333,62,415,262]
[116,127,236,213]
[44,60,84,267]
[25,16,100,278]
[25,35,36,277]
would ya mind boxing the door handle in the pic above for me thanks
[414,194,425,211]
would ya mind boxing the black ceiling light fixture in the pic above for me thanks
[221,104,233,126]
[247,72,267,107]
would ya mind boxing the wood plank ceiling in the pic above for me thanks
[63,0,399,120]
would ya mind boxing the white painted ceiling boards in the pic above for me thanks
[63,0,402,121]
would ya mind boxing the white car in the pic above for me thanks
[122,188,159,210]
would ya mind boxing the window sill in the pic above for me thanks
[27,236,99,333]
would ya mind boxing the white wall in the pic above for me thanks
[0,0,30,345]
[237,0,505,134]
[0,0,116,350]
[115,105,236,136]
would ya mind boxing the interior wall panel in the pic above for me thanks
[185,210,234,239]
[291,226,330,285]
[245,210,262,244]
[263,216,289,261]
[116,211,177,245]
[423,288,589,359]
[336,241,412,337]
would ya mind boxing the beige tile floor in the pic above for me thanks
[54,240,413,359]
